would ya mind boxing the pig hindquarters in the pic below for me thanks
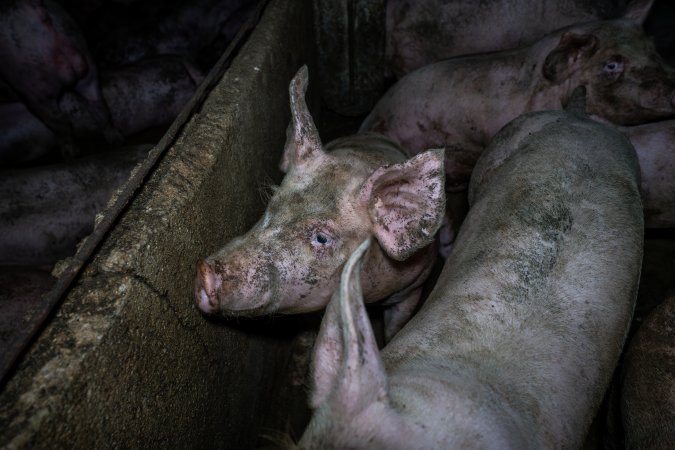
[299,98,643,448]
[0,148,148,267]
[618,293,675,449]
[195,66,446,340]
[362,0,674,192]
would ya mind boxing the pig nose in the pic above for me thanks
[195,260,220,315]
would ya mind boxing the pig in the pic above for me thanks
[195,66,446,340]
[362,0,673,191]
[0,147,149,267]
[297,92,643,448]
[0,56,202,165]
[0,0,121,157]
[87,0,252,71]
[617,292,675,450]
[386,0,628,78]
[619,119,675,228]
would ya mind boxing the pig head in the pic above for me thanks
[195,66,445,339]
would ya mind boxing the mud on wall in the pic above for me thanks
[0,0,315,448]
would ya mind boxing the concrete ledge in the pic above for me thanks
[0,0,315,447]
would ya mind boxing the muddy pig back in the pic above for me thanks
[300,99,643,448]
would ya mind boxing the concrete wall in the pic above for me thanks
[0,0,314,448]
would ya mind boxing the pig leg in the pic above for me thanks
[383,285,423,341]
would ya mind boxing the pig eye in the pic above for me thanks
[603,60,623,74]
[312,231,333,246]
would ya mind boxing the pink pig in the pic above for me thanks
[194,66,446,340]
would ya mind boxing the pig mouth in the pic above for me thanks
[217,289,281,317]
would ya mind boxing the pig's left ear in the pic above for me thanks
[360,149,446,261]
[543,32,598,84]
[280,65,324,173]
[309,238,388,412]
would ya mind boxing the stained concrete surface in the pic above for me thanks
[0,0,315,447]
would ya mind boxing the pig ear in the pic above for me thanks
[622,0,654,25]
[279,65,324,173]
[359,149,446,261]
[543,32,599,84]
[309,238,388,412]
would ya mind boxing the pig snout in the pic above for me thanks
[195,260,220,315]
[193,257,277,316]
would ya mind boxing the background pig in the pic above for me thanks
[1,56,201,166]
[195,66,446,340]
[362,0,673,191]
[0,0,121,155]
[0,147,148,267]
[298,96,643,448]
[386,0,628,78]
[620,119,675,228]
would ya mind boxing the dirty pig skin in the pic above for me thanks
[195,66,446,340]
[297,92,643,449]
[362,0,674,191]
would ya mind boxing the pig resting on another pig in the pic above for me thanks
[297,91,643,448]
[363,0,674,192]
[195,66,446,340]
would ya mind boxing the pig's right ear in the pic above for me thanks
[279,65,324,173]
[309,238,388,413]
[543,32,598,84]
[622,0,654,25]
[360,149,446,261]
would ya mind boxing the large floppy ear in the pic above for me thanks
[309,238,387,412]
[543,32,598,84]
[279,65,324,173]
[622,0,654,25]
[359,148,446,261]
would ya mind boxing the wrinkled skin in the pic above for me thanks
[195,66,446,340]
[299,100,643,449]
[362,0,675,191]
[0,147,149,267]
[1,56,202,165]
[0,0,121,155]
[386,0,627,78]
[618,293,675,449]
[619,119,675,228]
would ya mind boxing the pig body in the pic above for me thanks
[362,1,675,191]
[1,57,201,165]
[618,293,675,449]
[299,99,643,448]
[195,67,446,340]
[0,0,120,154]
[620,119,675,228]
[0,147,149,267]
[386,0,626,78]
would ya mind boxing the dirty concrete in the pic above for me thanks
[0,0,315,448]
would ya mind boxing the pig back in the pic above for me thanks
[384,110,643,448]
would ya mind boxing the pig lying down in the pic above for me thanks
[362,0,674,191]
[195,66,446,340]
[297,93,643,448]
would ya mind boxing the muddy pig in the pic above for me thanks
[616,292,675,449]
[0,0,121,156]
[0,147,149,267]
[297,92,643,448]
[362,0,674,191]
[620,119,675,228]
[386,0,628,78]
[195,66,446,340]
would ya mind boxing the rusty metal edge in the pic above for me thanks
[0,0,272,387]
